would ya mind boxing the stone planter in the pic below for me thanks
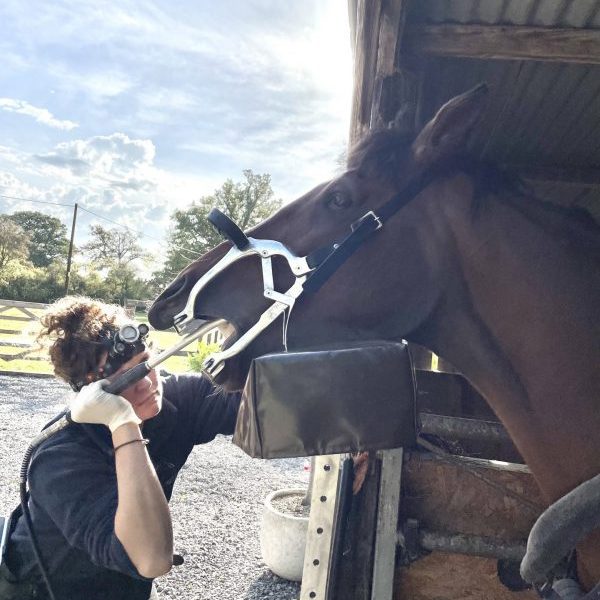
[260,488,309,582]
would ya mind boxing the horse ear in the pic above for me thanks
[411,84,488,166]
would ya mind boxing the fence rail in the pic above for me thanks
[0,299,203,372]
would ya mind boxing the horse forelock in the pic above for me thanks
[346,129,413,182]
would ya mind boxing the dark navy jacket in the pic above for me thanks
[6,374,241,599]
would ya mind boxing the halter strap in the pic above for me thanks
[303,170,438,293]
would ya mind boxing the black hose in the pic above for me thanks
[19,411,71,600]
[521,471,600,585]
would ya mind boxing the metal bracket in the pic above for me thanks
[300,455,343,600]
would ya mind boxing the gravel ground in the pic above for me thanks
[0,374,309,600]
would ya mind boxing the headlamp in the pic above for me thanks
[102,322,150,377]
[69,322,151,392]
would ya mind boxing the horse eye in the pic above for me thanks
[327,191,352,210]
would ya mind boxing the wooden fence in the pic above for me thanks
[0,299,221,374]
[0,299,48,363]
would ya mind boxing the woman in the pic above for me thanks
[1,296,241,599]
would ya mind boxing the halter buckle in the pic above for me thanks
[352,210,383,232]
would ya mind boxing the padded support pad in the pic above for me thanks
[233,341,417,459]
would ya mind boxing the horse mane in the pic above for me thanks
[347,128,600,253]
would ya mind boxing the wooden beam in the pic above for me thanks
[349,0,382,144]
[349,0,411,144]
[401,451,542,542]
[404,24,600,65]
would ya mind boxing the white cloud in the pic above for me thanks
[0,170,38,203]
[0,132,228,263]
[35,133,157,191]
[0,98,78,130]
[46,64,135,100]
[0,0,353,256]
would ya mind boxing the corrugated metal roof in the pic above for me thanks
[408,0,600,29]
[401,1,600,218]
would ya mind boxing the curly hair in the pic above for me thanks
[37,296,130,388]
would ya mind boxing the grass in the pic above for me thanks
[0,357,53,374]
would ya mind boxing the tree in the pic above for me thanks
[101,264,152,305]
[9,211,69,267]
[81,225,150,269]
[0,216,30,272]
[153,170,282,288]
[0,261,64,303]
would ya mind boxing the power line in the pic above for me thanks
[0,194,74,208]
[77,205,169,248]
[0,191,203,262]
[77,204,202,259]
[0,192,170,248]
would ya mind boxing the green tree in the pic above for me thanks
[0,216,30,272]
[188,340,221,372]
[81,225,151,269]
[9,211,69,267]
[76,225,153,305]
[0,262,64,303]
[153,170,282,288]
[101,264,152,305]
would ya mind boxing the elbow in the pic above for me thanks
[136,555,173,579]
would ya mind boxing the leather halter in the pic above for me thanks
[172,170,437,378]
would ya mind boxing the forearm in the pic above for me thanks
[112,423,173,578]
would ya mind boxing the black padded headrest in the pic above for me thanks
[233,340,417,458]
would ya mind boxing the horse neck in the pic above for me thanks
[417,178,600,501]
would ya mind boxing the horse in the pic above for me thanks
[148,85,600,590]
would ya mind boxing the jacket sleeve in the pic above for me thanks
[28,438,150,580]
[164,374,242,445]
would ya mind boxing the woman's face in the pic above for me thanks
[100,351,163,422]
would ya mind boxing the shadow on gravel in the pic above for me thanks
[245,570,300,600]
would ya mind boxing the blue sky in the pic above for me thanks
[0,1,353,264]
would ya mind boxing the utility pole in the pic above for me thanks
[64,203,78,295]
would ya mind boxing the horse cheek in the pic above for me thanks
[374,228,442,336]
[297,226,440,339]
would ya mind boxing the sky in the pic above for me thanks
[0,1,353,266]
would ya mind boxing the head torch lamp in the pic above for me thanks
[102,322,150,377]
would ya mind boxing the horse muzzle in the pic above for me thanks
[172,209,313,379]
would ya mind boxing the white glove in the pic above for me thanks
[70,380,141,433]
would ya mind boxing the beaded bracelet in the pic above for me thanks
[114,438,149,452]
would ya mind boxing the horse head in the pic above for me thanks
[148,85,488,390]
[148,83,600,590]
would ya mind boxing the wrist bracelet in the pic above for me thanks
[114,438,149,453]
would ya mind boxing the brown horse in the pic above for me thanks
[149,86,600,588]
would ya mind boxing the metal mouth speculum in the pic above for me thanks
[173,209,313,378]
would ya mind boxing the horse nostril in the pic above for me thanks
[161,275,189,302]
[148,275,192,330]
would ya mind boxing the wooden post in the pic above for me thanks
[371,448,404,600]
[64,202,78,295]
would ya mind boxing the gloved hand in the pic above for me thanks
[70,380,141,433]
